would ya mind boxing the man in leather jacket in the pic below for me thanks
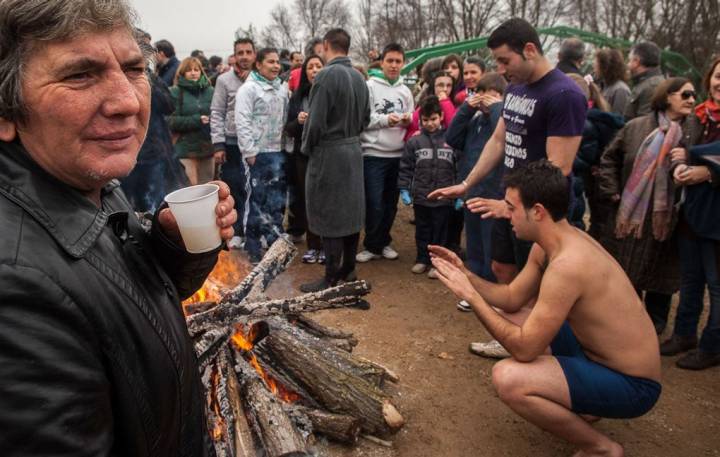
[0,1,237,455]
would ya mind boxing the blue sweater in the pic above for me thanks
[445,101,504,199]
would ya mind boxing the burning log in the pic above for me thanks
[263,317,386,388]
[220,238,297,304]
[223,349,258,457]
[260,329,404,436]
[285,405,362,444]
[184,300,218,316]
[291,314,359,351]
[194,327,231,372]
[187,280,372,337]
[232,348,310,457]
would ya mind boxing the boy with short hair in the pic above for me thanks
[398,96,458,278]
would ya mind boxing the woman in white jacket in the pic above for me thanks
[235,48,289,263]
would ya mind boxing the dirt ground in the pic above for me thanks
[252,204,719,457]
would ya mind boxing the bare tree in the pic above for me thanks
[261,4,301,50]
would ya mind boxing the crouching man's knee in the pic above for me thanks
[491,359,527,405]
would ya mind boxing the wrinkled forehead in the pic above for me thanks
[24,27,143,75]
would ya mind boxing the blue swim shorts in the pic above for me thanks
[551,322,661,419]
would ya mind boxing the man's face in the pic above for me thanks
[290,53,303,68]
[420,112,442,133]
[15,27,150,193]
[628,52,641,76]
[505,187,534,241]
[381,51,404,81]
[313,43,324,59]
[492,44,532,84]
[234,43,256,72]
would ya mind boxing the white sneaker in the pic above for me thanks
[411,263,428,274]
[356,250,381,263]
[427,268,439,279]
[457,300,472,312]
[382,245,399,260]
[227,236,243,250]
[469,340,511,359]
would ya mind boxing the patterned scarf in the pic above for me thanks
[250,70,282,91]
[616,112,682,241]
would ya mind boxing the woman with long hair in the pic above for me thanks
[167,57,215,185]
[660,57,720,369]
[567,73,624,233]
[596,77,697,334]
[594,48,632,116]
[441,53,465,107]
[285,54,325,264]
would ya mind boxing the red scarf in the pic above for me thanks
[695,99,720,124]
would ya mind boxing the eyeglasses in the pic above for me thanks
[675,90,697,100]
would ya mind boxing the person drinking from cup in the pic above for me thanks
[235,47,290,264]
[0,0,237,454]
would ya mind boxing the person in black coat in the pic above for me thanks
[285,54,325,263]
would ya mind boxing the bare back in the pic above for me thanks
[539,228,661,381]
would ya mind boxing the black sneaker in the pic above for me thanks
[299,278,334,293]
[676,349,720,370]
[659,334,697,356]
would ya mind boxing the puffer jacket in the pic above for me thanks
[234,71,289,159]
[168,75,215,159]
[0,140,218,457]
[398,128,457,207]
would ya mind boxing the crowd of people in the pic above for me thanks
[0,0,718,455]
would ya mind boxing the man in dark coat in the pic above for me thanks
[155,39,181,87]
[0,1,237,455]
[300,28,371,292]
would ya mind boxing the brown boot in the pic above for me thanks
[659,334,697,356]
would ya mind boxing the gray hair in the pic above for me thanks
[0,0,148,124]
[558,38,585,63]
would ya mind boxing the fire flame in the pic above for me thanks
[209,364,226,441]
[183,251,252,310]
[231,324,300,403]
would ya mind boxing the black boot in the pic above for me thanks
[659,334,697,356]
[676,349,720,370]
[299,277,335,293]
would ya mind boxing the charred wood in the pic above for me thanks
[184,300,219,316]
[220,238,296,305]
[263,317,386,388]
[285,405,362,444]
[194,327,231,372]
[261,329,404,436]
[187,280,371,337]
[232,348,310,457]
[223,349,258,457]
[290,314,359,351]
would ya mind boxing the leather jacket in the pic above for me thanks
[0,140,217,456]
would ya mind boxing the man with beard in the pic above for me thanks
[211,37,256,248]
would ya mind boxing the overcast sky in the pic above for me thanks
[130,0,284,59]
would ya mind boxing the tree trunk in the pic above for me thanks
[260,329,404,436]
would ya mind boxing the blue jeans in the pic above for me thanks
[120,159,165,212]
[362,156,400,253]
[244,152,286,259]
[673,233,720,353]
[464,208,496,281]
[221,143,246,237]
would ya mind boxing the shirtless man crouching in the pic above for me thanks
[430,160,661,457]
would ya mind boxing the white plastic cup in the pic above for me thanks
[164,183,222,253]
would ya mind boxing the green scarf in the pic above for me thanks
[250,70,282,90]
